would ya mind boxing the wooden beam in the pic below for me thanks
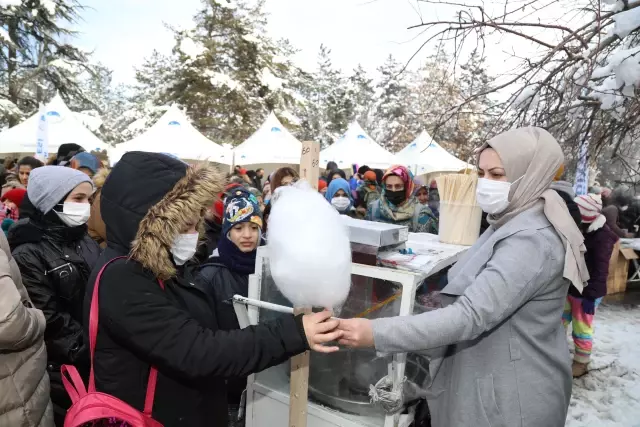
[299,140,320,191]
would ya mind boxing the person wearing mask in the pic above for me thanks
[196,188,264,425]
[338,127,586,427]
[70,152,101,178]
[0,231,54,427]
[87,168,110,248]
[16,156,44,186]
[564,194,618,378]
[367,165,437,233]
[9,166,99,426]
[326,177,355,217]
[1,187,26,234]
[88,151,341,426]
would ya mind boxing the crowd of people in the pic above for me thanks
[0,127,637,427]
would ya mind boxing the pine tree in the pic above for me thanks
[348,64,375,133]
[0,0,95,127]
[373,54,414,152]
[132,0,302,144]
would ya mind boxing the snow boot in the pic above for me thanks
[572,361,588,378]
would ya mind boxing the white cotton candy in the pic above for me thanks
[268,180,351,309]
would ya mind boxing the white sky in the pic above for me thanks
[75,0,445,83]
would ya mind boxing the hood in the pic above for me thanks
[550,180,576,199]
[101,151,225,280]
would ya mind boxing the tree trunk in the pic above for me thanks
[7,19,19,127]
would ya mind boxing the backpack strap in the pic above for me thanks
[88,256,163,417]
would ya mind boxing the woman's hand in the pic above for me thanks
[337,318,375,348]
[302,310,342,353]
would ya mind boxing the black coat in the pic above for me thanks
[9,214,100,423]
[195,258,249,405]
[87,151,309,427]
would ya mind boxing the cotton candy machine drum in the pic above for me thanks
[294,280,429,416]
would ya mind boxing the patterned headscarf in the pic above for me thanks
[382,165,415,200]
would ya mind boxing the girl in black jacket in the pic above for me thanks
[196,187,264,425]
[10,166,99,426]
[87,152,340,427]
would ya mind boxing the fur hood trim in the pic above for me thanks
[130,165,225,280]
[92,168,110,189]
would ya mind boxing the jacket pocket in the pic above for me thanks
[477,374,507,427]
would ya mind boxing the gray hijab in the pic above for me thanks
[478,127,589,292]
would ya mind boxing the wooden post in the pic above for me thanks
[288,140,320,427]
[299,140,320,190]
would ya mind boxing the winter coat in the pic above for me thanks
[569,224,618,300]
[9,214,100,425]
[87,168,109,248]
[372,203,572,427]
[195,257,249,405]
[0,232,54,427]
[602,205,628,237]
[87,151,309,427]
[368,198,438,234]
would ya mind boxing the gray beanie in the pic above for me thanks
[27,166,93,214]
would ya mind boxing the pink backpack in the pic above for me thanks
[61,257,164,427]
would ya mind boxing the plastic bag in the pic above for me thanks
[268,180,351,309]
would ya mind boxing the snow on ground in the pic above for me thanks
[566,302,640,427]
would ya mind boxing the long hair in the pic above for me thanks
[271,167,299,194]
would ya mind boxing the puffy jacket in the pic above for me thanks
[0,232,54,427]
[9,214,100,425]
[86,152,309,427]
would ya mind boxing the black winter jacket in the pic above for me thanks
[9,214,100,423]
[86,151,309,427]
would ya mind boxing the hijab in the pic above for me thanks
[477,127,589,291]
[378,165,417,222]
[326,177,354,213]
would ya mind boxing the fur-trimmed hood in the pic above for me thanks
[101,152,224,280]
[92,167,110,189]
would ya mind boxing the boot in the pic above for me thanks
[572,361,588,378]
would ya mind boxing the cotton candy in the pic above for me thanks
[268,180,351,309]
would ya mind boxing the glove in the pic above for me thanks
[582,298,596,315]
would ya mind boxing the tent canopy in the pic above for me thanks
[0,94,108,156]
[320,122,394,170]
[394,131,467,175]
[233,112,302,166]
[113,105,231,165]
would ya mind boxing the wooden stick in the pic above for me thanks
[300,141,320,191]
[289,140,320,427]
[289,307,312,427]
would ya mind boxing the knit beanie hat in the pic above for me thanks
[27,166,93,214]
[222,188,263,236]
[1,188,27,206]
[574,194,606,232]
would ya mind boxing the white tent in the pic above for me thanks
[233,112,302,167]
[113,105,232,165]
[0,94,108,156]
[320,122,394,170]
[394,131,467,175]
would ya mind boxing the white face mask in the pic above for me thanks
[331,197,351,212]
[171,233,199,266]
[476,177,521,215]
[54,202,91,227]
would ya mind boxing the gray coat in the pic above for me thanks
[373,203,572,427]
[0,232,53,426]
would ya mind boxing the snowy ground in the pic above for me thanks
[566,301,640,427]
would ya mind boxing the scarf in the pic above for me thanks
[477,127,590,292]
[379,194,416,223]
[217,234,257,275]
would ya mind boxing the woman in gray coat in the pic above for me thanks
[338,127,589,427]
[0,230,53,426]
